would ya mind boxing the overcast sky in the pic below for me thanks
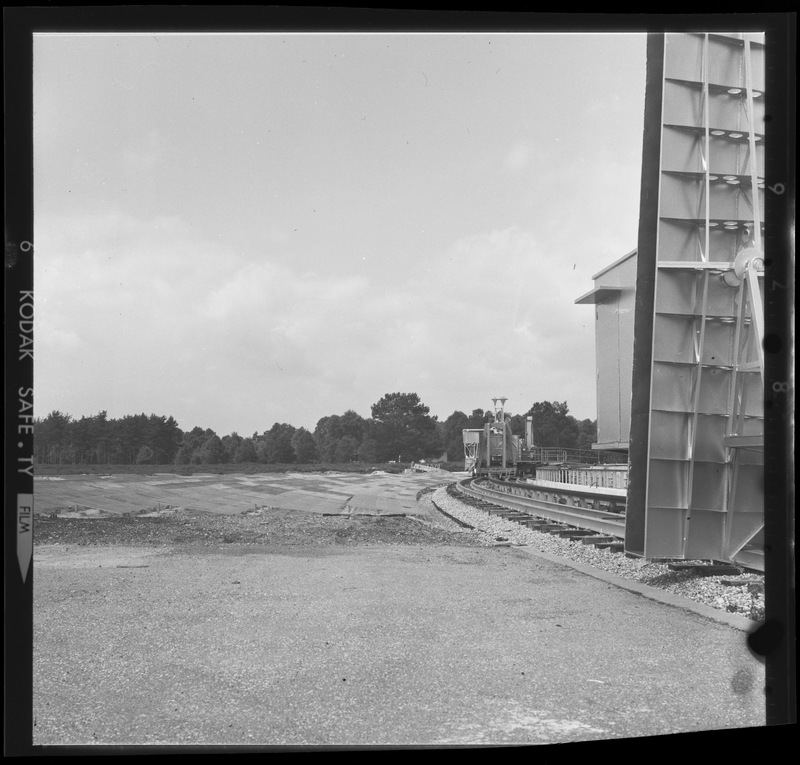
[33,31,646,436]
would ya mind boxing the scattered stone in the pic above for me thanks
[33,506,484,550]
[430,487,765,623]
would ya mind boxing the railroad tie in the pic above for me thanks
[522,520,550,530]
[667,562,741,577]
[491,510,525,520]
[539,524,565,534]
[721,578,764,593]
[558,529,595,540]
[581,535,617,546]
[594,541,625,552]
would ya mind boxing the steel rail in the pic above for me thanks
[455,479,626,539]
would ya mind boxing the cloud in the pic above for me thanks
[504,140,532,173]
[121,128,164,173]
[33,208,403,427]
[33,209,600,433]
[34,210,248,419]
[35,318,82,353]
[317,226,600,422]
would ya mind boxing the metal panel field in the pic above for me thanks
[33,471,451,518]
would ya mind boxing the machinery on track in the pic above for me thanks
[462,398,568,480]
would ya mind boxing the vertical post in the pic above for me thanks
[498,398,508,472]
[702,33,710,265]
[680,32,712,558]
[743,38,762,253]
[501,425,506,473]
[626,31,666,558]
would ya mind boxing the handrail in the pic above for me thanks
[523,446,628,466]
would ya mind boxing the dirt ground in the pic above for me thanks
[33,504,481,551]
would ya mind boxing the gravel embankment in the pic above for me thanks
[426,488,766,623]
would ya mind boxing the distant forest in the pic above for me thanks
[33,394,596,466]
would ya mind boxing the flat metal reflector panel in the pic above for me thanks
[627,33,765,568]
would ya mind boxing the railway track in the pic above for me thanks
[439,477,761,575]
[447,477,627,551]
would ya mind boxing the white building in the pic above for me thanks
[575,248,637,453]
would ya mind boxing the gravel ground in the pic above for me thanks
[33,517,767,747]
[426,488,766,623]
[32,503,483,550]
[32,486,770,747]
[32,484,765,624]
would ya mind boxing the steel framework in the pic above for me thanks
[627,32,765,569]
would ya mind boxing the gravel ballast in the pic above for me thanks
[426,488,766,623]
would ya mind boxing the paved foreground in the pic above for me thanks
[33,541,765,747]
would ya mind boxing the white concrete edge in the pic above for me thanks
[523,478,628,497]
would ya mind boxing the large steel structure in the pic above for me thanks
[626,32,766,570]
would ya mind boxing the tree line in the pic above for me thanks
[33,394,596,466]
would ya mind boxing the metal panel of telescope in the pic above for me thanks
[627,32,765,569]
